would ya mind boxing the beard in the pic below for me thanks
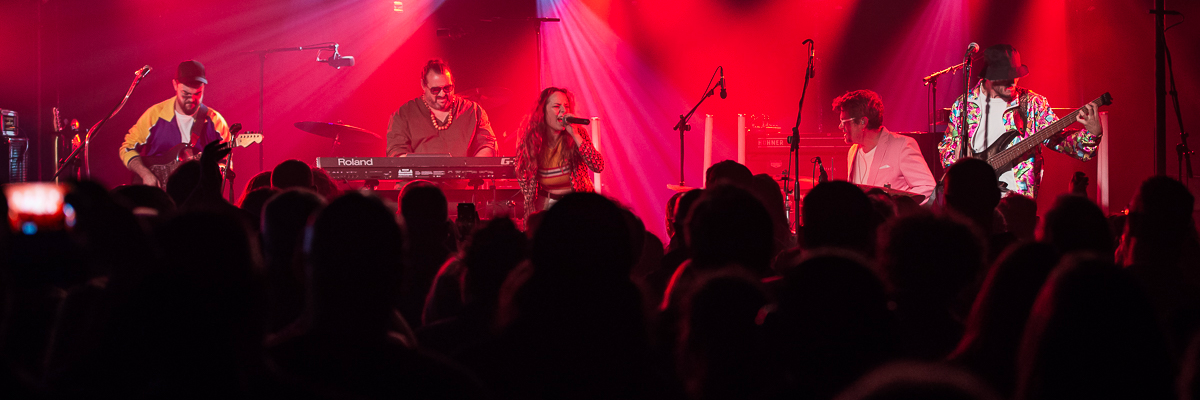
[429,95,451,111]
[178,99,199,115]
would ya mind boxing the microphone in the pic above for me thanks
[134,65,152,77]
[815,156,828,183]
[965,42,980,57]
[807,40,816,78]
[322,54,355,69]
[718,66,727,99]
[563,116,591,125]
[802,39,816,78]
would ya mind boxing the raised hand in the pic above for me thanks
[200,139,232,169]
[183,139,234,209]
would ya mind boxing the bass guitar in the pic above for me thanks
[927,92,1111,204]
[975,92,1112,184]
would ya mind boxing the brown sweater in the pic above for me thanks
[386,97,496,157]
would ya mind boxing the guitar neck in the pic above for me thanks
[989,94,1106,170]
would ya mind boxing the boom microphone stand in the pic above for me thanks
[923,59,970,134]
[54,65,152,180]
[959,43,978,159]
[1153,7,1192,186]
[672,66,724,187]
[242,42,344,173]
[788,39,815,233]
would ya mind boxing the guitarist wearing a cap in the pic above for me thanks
[938,44,1105,198]
[120,60,231,188]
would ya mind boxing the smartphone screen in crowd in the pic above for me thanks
[5,182,73,235]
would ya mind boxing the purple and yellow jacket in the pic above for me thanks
[938,82,1101,198]
[120,98,230,166]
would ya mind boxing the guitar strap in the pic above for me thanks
[1015,89,1041,177]
[1016,89,1029,137]
[189,104,209,147]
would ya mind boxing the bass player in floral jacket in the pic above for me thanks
[938,44,1104,198]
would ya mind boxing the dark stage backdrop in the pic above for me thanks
[3,0,1198,241]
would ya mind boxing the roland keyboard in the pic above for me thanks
[316,157,517,180]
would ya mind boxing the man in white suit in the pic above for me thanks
[833,89,936,203]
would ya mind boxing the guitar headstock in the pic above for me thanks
[1098,92,1113,106]
[235,131,263,148]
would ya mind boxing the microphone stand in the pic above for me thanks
[54,68,150,180]
[923,60,969,135]
[788,39,815,233]
[1155,9,1192,186]
[959,50,975,159]
[242,42,340,173]
[672,66,722,187]
[225,123,243,203]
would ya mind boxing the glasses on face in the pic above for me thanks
[427,84,454,95]
[839,117,859,128]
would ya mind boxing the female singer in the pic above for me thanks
[514,87,604,217]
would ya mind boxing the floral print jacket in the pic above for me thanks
[938,82,1102,198]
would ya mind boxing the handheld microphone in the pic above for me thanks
[965,42,980,57]
[135,65,152,77]
[815,156,829,183]
[563,116,591,125]
[718,66,727,99]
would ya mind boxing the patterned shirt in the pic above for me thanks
[938,82,1102,198]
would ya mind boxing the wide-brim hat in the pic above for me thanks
[979,44,1029,81]
[176,60,208,87]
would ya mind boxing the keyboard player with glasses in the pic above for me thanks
[514,87,604,217]
[385,59,497,157]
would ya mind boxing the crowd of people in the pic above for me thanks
[2,145,1199,400]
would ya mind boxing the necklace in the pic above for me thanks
[424,98,455,130]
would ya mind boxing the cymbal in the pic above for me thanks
[856,184,926,203]
[667,184,698,193]
[780,176,817,184]
[459,87,513,108]
[294,121,382,143]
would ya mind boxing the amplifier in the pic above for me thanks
[4,137,29,183]
[893,131,945,180]
[745,127,851,183]
[1,110,17,137]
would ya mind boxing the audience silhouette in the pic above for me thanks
[1015,254,1175,400]
[3,157,1197,399]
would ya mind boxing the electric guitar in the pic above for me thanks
[972,92,1112,191]
[133,128,263,188]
